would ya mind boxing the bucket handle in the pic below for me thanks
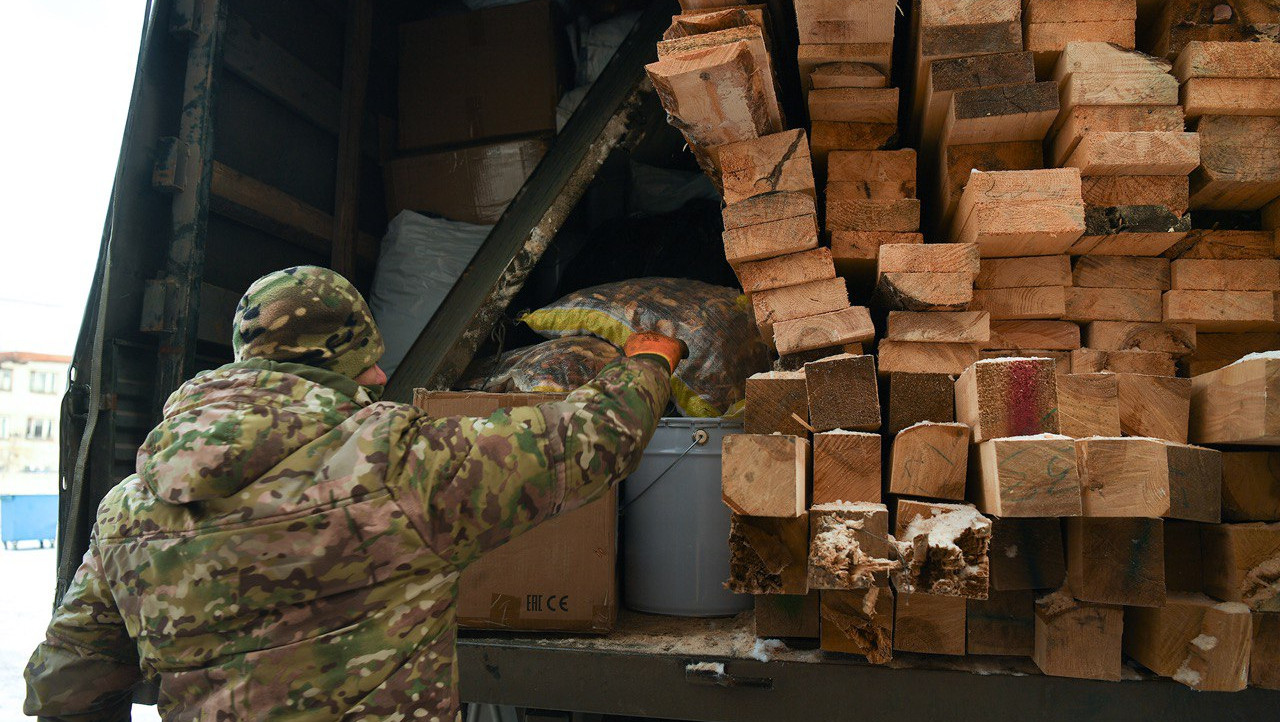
[619,429,709,514]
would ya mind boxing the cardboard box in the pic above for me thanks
[398,0,562,151]
[414,390,618,633]
[384,137,548,225]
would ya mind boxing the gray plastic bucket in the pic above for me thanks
[621,417,751,617]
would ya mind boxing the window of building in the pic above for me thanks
[29,370,61,394]
[26,417,54,440]
[0,368,11,391]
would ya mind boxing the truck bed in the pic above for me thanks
[458,611,1279,721]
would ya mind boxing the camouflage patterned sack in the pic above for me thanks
[521,277,771,417]
[458,337,621,393]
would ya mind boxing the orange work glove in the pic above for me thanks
[624,332,689,374]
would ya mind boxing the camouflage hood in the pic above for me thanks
[137,359,375,504]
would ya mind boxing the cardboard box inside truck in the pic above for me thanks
[397,0,564,151]
[384,137,548,225]
[413,390,618,633]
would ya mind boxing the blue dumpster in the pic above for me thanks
[1,494,58,548]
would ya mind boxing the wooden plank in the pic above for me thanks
[798,43,894,92]
[810,62,888,88]
[1166,229,1280,260]
[826,198,922,232]
[820,586,894,662]
[330,0,372,278]
[1067,517,1166,607]
[1173,39,1280,81]
[1064,132,1200,176]
[889,421,970,500]
[724,213,820,264]
[1085,320,1197,355]
[830,231,924,277]
[1033,590,1124,681]
[956,356,1061,443]
[887,371,957,435]
[1052,40,1172,80]
[976,256,1073,289]
[921,51,1037,149]
[941,82,1060,145]
[805,353,881,432]
[955,203,1087,257]
[1190,355,1280,446]
[1025,0,1138,23]
[1253,611,1280,689]
[872,272,974,311]
[1191,115,1280,211]
[877,243,979,276]
[1163,290,1280,332]
[1071,347,1177,375]
[1073,256,1171,289]
[1201,522,1280,611]
[1080,174,1189,215]
[1165,441,1225,523]
[1057,373,1121,437]
[745,371,809,436]
[986,320,1081,350]
[912,6,1025,129]
[886,311,991,343]
[735,247,835,293]
[385,6,670,397]
[752,277,850,336]
[975,435,1082,517]
[722,435,808,517]
[808,87,899,123]
[1064,287,1163,323]
[1124,592,1254,691]
[1058,71,1179,109]
[645,40,779,153]
[754,593,820,639]
[774,306,876,356]
[989,517,1067,591]
[719,129,816,205]
[664,7,767,41]
[727,512,810,594]
[722,191,816,229]
[1182,77,1280,118]
[813,431,882,504]
[1171,259,1280,291]
[653,26,783,135]
[971,287,1067,320]
[895,592,967,655]
[809,121,897,163]
[827,149,917,198]
[892,499,992,598]
[1116,372,1192,443]
[793,0,897,44]
[809,502,894,590]
[968,590,1035,656]
[876,340,981,375]
[1223,451,1280,522]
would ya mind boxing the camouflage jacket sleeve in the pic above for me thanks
[392,356,670,568]
[25,538,141,721]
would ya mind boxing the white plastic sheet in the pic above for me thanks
[370,211,491,376]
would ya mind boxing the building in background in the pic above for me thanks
[0,352,69,495]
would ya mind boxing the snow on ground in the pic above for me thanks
[0,545,159,720]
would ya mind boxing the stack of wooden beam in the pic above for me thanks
[1050,42,1197,257]
[1174,41,1280,210]
[651,0,1280,689]
[794,0,899,168]
[911,0,1062,235]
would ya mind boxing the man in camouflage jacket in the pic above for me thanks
[25,266,679,721]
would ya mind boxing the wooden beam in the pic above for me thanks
[1190,355,1280,446]
[1033,591,1123,681]
[1125,593,1253,691]
[722,434,808,517]
[330,0,372,278]
[745,371,809,436]
[727,512,810,594]
[1066,517,1166,607]
[1201,522,1280,611]
[975,434,1082,517]
[889,421,970,501]
[384,3,672,399]
[989,517,1066,591]
[956,357,1061,443]
[813,431,881,504]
